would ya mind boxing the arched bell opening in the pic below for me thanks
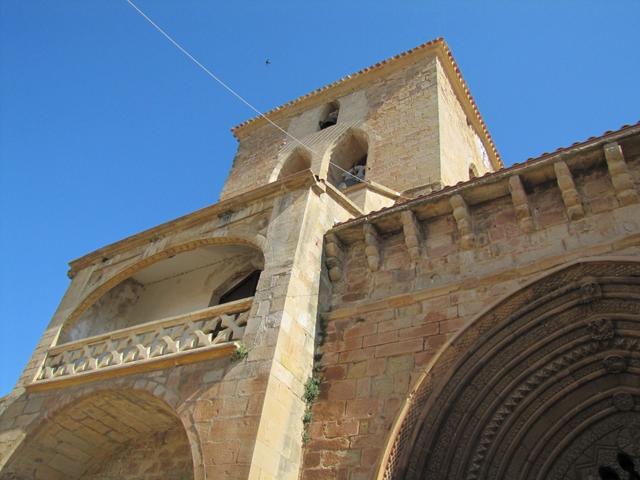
[380,259,640,480]
[327,128,368,190]
[318,100,340,130]
[2,389,195,480]
[60,243,264,344]
[276,147,312,180]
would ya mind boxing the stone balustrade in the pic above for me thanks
[31,297,252,390]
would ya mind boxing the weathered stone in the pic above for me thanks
[4,37,640,480]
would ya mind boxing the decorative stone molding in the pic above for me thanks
[604,142,639,206]
[380,260,640,480]
[363,223,381,271]
[450,194,474,249]
[587,317,615,342]
[553,161,584,220]
[578,277,602,304]
[401,210,423,262]
[325,233,345,282]
[507,175,534,233]
[30,298,252,391]
[613,392,635,412]
[603,355,627,373]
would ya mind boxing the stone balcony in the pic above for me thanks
[29,297,252,391]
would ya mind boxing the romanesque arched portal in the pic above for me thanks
[381,259,640,480]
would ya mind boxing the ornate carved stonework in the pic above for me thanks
[587,317,615,342]
[617,424,640,456]
[603,355,627,373]
[579,277,602,304]
[613,392,635,412]
[381,261,640,480]
[325,233,344,281]
[363,223,381,271]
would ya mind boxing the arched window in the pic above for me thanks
[319,101,339,130]
[328,129,368,189]
[277,148,312,180]
[217,270,261,305]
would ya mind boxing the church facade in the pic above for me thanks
[1,38,639,479]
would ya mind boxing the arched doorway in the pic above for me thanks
[2,389,194,479]
[381,260,640,480]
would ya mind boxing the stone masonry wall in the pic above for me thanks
[221,52,491,201]
[436,58,491,184]
[0,175,356,480]
[84,426,193,480]
[301,145,640,479]
[363,57,440,193]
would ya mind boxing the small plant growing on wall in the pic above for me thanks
[317,317,328,345]
[232,342,249,361]
[301,376,321,444]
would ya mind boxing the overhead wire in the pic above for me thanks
[124,0,412,199]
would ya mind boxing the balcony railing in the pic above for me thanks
[29,297,253,391]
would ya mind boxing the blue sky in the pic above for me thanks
[0,1,638,395]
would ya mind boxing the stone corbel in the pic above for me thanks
[325,233,344,282]
[604,142,639,206]
[450,194,474,249]
[401,210,423,262]
[363,223,381,271]
[508,175,534,233]
[553,161,584,221]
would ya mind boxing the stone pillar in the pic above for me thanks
[247,187,352,479]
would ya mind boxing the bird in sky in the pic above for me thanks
[265,59,271,66]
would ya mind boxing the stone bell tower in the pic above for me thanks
[222,37,501,206]
[0,38,501,479]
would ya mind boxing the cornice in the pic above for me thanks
[330,122,640,242]
[68,170,319,276]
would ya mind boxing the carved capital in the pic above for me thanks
[554,161,584,220]
[508,175,534,233]
[401,210,423,262]
[325,233,344,282]
[450,194,474,249]
[604,142,639,206]
[363,223,381,271]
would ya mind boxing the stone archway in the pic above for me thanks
[2,389,195,480]
[60,237,265,343]
[380,259,640,480]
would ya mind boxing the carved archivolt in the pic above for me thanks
[380,260,640,480]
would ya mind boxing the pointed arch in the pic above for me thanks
[379,258,640,480]
[325,127,369,188]
[276,146,312,180]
